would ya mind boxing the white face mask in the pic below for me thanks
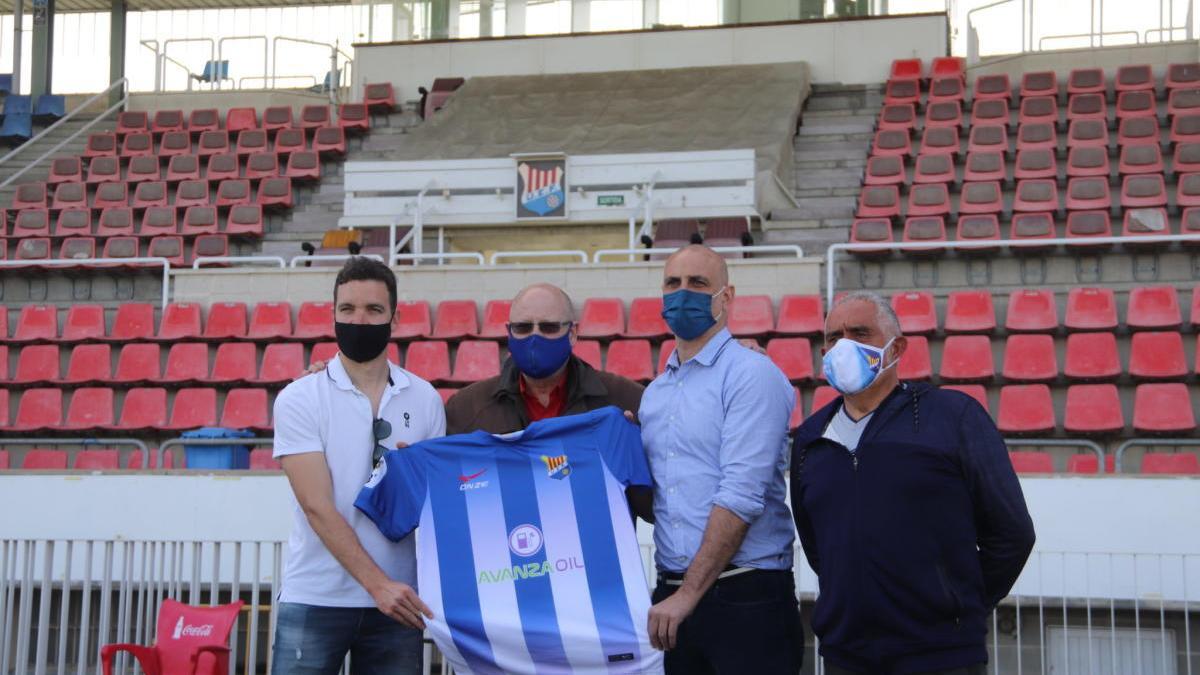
[822,337,896,395]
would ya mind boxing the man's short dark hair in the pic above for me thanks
[334,257,397,311]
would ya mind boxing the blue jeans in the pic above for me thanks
[271,602,422,675]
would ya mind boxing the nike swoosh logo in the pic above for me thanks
[458,470,486,482]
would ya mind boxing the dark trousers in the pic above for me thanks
[652,569,803,675]
[824,663,986,675]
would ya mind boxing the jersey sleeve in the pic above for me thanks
[355,445,428,541]
[596,407,653,488]
[272,385,323,459]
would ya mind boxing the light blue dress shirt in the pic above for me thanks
[639,328,796,573]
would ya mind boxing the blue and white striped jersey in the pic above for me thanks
[356,406,663,675]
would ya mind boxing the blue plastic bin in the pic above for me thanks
[180,427,255,469]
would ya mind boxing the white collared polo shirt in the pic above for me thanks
[273,353,446,607]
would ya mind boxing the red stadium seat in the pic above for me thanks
[1006,289,1058,332]
[1067,93,1107,123]
[175,179,211,209]
[967,124,1010,155]
[249,449,282,471]
[86,157,121,184]
[70,448,134,471]
[1128,286,1181,329]
[248,301,293,340]
[1068,68,1106,96]
[971,98,1009,129]
[1141,453,1200,475]
[97,209,135,242]
[963,151,1007,183]
[225,107,258,134]
[158,130,191,158]
[204,342,257,384]
[294,301,334,340]
[204,302,247,340]
[1167,63,1200,91]
[1067,119,1110,150]
[11,181,47,210]
[941,384,989,412]
[393,301,432,339]
[1115,91,1156,121]
[775,295,823,336]
[133,181,168,209]
[1174,142,1200,174]
[1119,144,1164,176]
[1065,210,1113,247]
[578,298,625,339]
[364,82,396,112]
[912,155,953,185]
[1063,332,1120,381]
[164,388,218,431]
[220,388,270,431]
[573,340,602,371]
[891,291,937,335]
[146,236,185,267]
[623,297,668,339]
[1065,177,1111,212]
[974,73,1011,102]
[1014,149,1057,182]
[63,343,111,384]
[766,338,813,383]
[939,335,994,382]
[252,342,304,385]
[1008,451,1054,474]
[605,339,654,383]
[256,177,294,211]
[94,182,129,210]
[138,207,176,238]
[856,185,900,220]
[1020,71,1058,98]
[864,155,905,187]
[166,155,201,184]
[897,335,931,380]
[286,151,321,181]
[337,104,370,133]
[1064,287,1117,331]
[274,128,306,155]
[945,291,995,333]
[215,179,251,208]
[22,449,68,469]
[929,76,966,105]
[48,157,82,184]
[1062,383,1124,435]
[182,206,219,236]
[431,300,479,339]
[13,344,60,384]
[312,127,347,156]
[997,384,1055,434]
[447,340,500,383]
[958,181,1003,216]
[116,111,147,135]
[225,205,264,237]
[158,342,209,383]
[1129,331,1187,380]
[11,208,50,238]
[1012,214,1056,252]
[197,130,230,157]
[907,183,951,218]
[871,129,912,157]
[1002,334,1057,382]
[299,105,331,130]
[83,133,117,158]
[1117,117,1159,148]
[105,303,154,342]
[56,304,105,343]
[1122,208,1171,242]
[901,216,946,254]
[1170,114,1200,145]
[810,386,839,416]
[477,300,512,339]
[156,302,203,342]
[51,182,86,211]
[1168,88,1200,118]
[1016,122,1057,152]
[53,210,92,239]
[236,129,268,156]
[1183,207,1200,239]
[884,78,920,106]
[1177,173,1200,211]
[728,295,774,337]
[262,106,294,133]
[1133,383,1195,433]
[13,304,58,342]
[1066,146,1110,179]
[121,132,153,158]
[848,218,893,256]
[1012,179,1060,214]
[245,152,279,180]
[923,101,962,130]
[1019,96,1058,126]
[1115,64,1154,93]
[930,56,964,80]
[877,103,917,133]
[404,341,450,382]
[113,343,161,383]
[151,111,185,137]
[108,387,167,432]
[889,58,922,81]
[12,388,63,431]
[61,387,114,430]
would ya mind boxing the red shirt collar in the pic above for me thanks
[519,371,568,423]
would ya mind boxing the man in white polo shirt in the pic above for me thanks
[271,257,445,675]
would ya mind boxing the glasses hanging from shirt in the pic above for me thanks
[372,418,392,467]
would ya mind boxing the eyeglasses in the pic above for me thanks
[507,321,572,337]
[372,418,392,467]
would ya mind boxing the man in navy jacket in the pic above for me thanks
[791,291,1035,675]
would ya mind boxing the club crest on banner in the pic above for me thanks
[515,155,568,219]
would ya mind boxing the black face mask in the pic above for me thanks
[334,321,392,363]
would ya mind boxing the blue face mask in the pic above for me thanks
[822,337,896,395]
[507,331,573,379]
[661,287,726,341]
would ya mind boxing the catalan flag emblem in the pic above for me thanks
[540,454,571,480]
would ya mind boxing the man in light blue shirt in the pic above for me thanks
[639,244,802,675]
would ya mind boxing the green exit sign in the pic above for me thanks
[597,195,625,207]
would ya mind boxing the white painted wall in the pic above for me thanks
[352,14,948,100]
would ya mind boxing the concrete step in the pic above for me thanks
[794,167,862,191]
[770,196,856,221]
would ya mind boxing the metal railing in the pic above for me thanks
[0,78,128,189]
[192,255,287,270]
[0,439,150,469]
[0,256,170,309]
[594,245,804,262]
[287,253,383,268]
[218,36,268,93]
[270,37,352,106]
[161,38,217,91]
[1005,439,1107,475]
[489,250,589,265]
[1114,439,1200,474]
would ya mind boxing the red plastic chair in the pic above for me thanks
[256,177,293,211]
[13,304,58,342]
[897,335,931,380]
[883,78,920,106]
[299,105,331,130]
[578,298,625,339]
[225,107,258,133]
[262,106,293,133]
[51,182,87,210]
[1006,289,1058,332]
[364,82,396,112]
[1019,96,1058,126]
[204,302,248,340]
[856,186,900,220]
[447,341,500,383]
[56,304,106,343]
[121,132,154,158]
[1129,331,1187,380]
[622,297,667,339]
[727,295,774,337]
[573,340,602,371]
[1117,115,1160,148]
[394,301,433,339]
[197,130,230,157]
[1016,121,1057,153]
[923,100,963,130]
[164,388,218,431]
[971,98,1009,129]
[1064,287,1117,331]
[432,300,479,339]
[63,343,112,384]
[245,152,279,180]
[1063,384,1124,435]
[478,300,512,339]
[294,301,334,340]
[865,155,905,187]
[203,342,257,384]
[221,388,271,431]
[248,302,293,340]
[21,449,68,469]
[101,598,244,675]
[1127,286,1181,330]
[74,449,121,470]
[105,303,155,342]
[891,291,937,335]
[940,384,989,412]
[252,343,304,385]
[1014,148,1057,182]
[167,156,202,184]
[337,104,370,133]
[919,127,959,157]
[48,157,82,184]
[312,127,347,156]
[1115,64,1154,93]
[957,181,1002,216]
[202,154,240,184]
[930,56,964,80]
[1067,119,1110,150]
[975,73,1011,102]
[285,151,321,181]
[848,218,893,257]
[12,388,64,431]
[810,386,840,416]
[155,303,202,341]
[605,339,654,383]
[1064,332,1120,381]
[12,344,60,384]
[235,129,268,156]
[159,130,191,158]
[997,384,1055,435]
[765,337,813,383]
[939,335,995,382]
[159,343,210,384]
[114,343,162,384]
[1001,334,1057,382]
[1141,453,1200,475]
[1167,63,1200,91]
[61,387,115,430]
[889,58,922,81]
[274,128,307,155]
[1115,91,1155,122]
[963,151,1006,183]
[870,129,911,158]
[1009,451,1055,474]
[912,155,954,186]
[403,341,450,382]
[877,104,916,133]
[944,291,995,334]
[775,295,823,336]
[1133,383,1195,433]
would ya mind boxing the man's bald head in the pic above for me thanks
[663,244,729,290]
[510,283,576,323]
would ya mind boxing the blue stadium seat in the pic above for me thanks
[194,60,230,84]
[3,95,31,116]
[33,95,65,122]
[0,74,12,93]
[0,113,32,144]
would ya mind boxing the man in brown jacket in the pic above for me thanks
[445,282,652,520]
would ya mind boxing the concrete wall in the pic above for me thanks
[171,259,823,308]
[970,40,1200,79]
[352,13,948,99]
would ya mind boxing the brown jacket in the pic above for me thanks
[445,355,645,435]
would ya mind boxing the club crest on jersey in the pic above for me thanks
[540,454,571,479]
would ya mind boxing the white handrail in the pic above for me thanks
[289,253,384,267]
[191,255,286,269]
[0,78,128,188]
[218,36,268,93]
[594,245,804,262]
[162,37,216,91]
[393,252,485,265]
[0,256,170,309]
[825,233,1200,307]
[489,250,589,264]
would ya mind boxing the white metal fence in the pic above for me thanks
[0,540,1196,675]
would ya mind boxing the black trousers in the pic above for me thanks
[652,569,803,675]
[824,663,986,675]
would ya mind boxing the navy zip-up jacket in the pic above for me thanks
[790,383,1035,675]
